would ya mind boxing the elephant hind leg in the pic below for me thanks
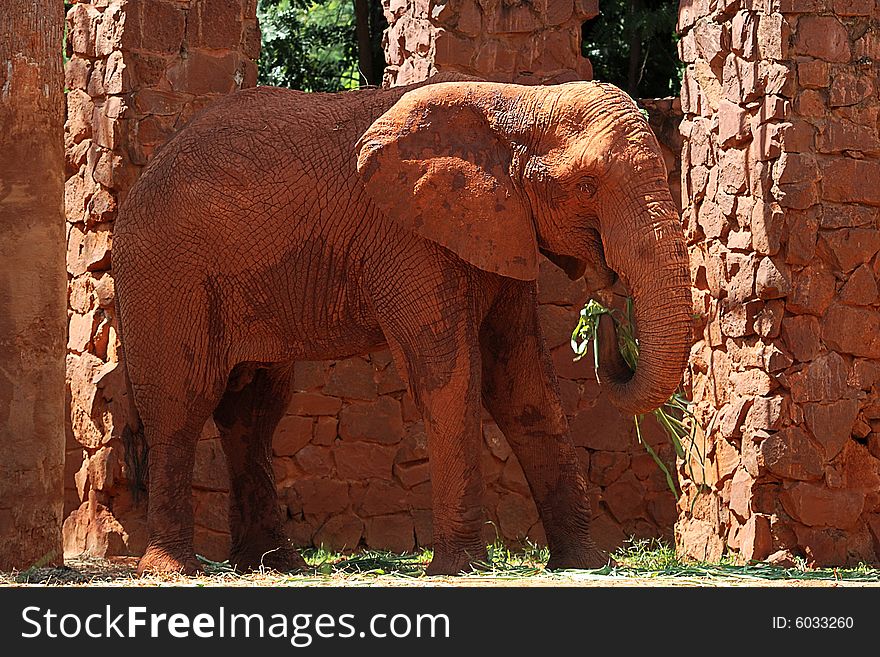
[134,359,224,576]
[213,362,307,573]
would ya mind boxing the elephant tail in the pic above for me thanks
[122,421,148,504]
[116,343,148,505]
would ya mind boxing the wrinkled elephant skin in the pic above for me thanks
[114,76,690,576]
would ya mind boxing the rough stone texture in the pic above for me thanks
[62,0,259,561]
[0,7,67,571]
[382,0,596,87]
[639,96,684,214]
[677,1,880,566]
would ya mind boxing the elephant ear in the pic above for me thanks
[356,85,538,281]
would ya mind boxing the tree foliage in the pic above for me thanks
[582,0,681,99]
[257,0,385,92]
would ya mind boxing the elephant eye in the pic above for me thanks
[578,177,598,197]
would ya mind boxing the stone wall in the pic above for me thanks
[62,0,260,558]
[676,0,880,565]
[382,0,596,87]
[639,96,685,214]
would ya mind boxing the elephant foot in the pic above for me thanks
[138,545,203,576]
[230,543,308,573]
[426,547,488,576]
[546,546,616,570]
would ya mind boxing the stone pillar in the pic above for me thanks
[677,0,880,565]
[62,0,259,559]
[0,6,67,571]
[382,0,596,86]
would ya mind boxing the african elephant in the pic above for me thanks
[113,74,691,576]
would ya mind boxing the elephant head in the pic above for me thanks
[356,81,691,416]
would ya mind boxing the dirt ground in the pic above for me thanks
[3,557,879,587]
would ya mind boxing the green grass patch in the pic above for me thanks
[194,538,880,583]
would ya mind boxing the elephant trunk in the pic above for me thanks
[595,182,692,416]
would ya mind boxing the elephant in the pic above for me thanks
[113,73,691,576]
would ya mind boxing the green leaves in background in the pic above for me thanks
[257,0,385,92]
[582,0,682,98]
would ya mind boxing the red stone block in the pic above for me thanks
[474,40,518,74]
[798,59,830,88]
[590,512,626,552]
[829,72,874,107]
[569,403,634,451]
[364,515,414,553]
[125,50,167,89]
[295,445,333,476]
[193,527,230,562]
[293,361,328,391]
[818,119,880,154]
[193,437,230,491]
[793,16,851,62]
[803,399,860,460]
[136,114,177,146]
[604,474,645,523]
[738,514,772,561]
[780,315,821,362]
[500,457,531,497]
[123,0,186,54]
[756,426,825,480]
[718,99,749,145]
[334,441,395,479]
[783,483,865,528]
[358,480,409,516]
[376,363,407,394]
[850,359,880,390]
[839,441,880,490]
[822,228,880,273]
[289,392,343,416]
[193,489,228,534]
[166,50,239,95]
[434,30,474,68]
[67,3,100,56]
[313,416,338,445]
[188,0,243,49]
[314,513,363,552]
[822,304,880,358]
[788,351,853,403]
[323,358,377,400]
[840,264,878,306]
[822,156,880,206]
[832,0,875,15]
[65,57,92,91]
[294,478,349,516]
[537,303,577,350]
[786,263,835,315]
[338,397,404,444]
[496,492,539,539]
[413,509,432,547]
[272,415,314,456]
[589,451,630,486]
[393,459,430,489]
[242,20,261,60]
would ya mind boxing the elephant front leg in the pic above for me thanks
[480,282,610,570]
[386,338,487,575]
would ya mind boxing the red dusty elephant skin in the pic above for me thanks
[113,75,691,576]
